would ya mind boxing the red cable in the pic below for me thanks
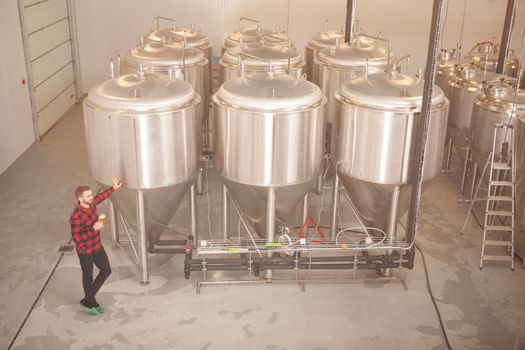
[299,215,326,242]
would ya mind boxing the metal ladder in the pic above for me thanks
[479,124,516,270]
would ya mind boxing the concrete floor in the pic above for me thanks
[1,103,525,350]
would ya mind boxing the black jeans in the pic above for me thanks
[78,247,112,305]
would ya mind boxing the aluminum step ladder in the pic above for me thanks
[480,124,516,270]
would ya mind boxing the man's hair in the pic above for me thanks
[75,185,91,199]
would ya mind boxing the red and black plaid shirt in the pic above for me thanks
[70,187,114,254]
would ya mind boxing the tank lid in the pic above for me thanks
[144,26,210,48]
[316,38,391,68]
[481,78,516,98]
[450,64,504,90]
[478,79,525,112]
[464,43,499,67]
[308,30,345,49]
[123,42,206,66]
[437,48,460,75]
[87,73,196,110]
[338,73,445,109]
[216,73,323,110]
[221,42,303,68]
[223,29,289,48]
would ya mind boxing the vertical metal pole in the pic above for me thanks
[469,162,478,199]
[108,199,119,246]
[196,167,204,195]
[316,156,326,194]
[265,187,276,280]
[445,136,453,170]
[330,166,341,240]
[302,193,309,224]
[136,190,149,285]
[460,147,470,193]
[496,0,515,74]
[344,0,356,43]
[190,184,198,243]
[222,185,230,239]
[383,186,400,277]
[405,0,447,269]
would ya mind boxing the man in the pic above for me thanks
[70,176,122,315]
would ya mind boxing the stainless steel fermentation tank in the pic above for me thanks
[219,41,304,85]
[222,17,290,55]
[468,78,524,185]
[436,48,460,97]
[445,64,505,192]
[83,69,201,283]
[120,41,210,152]
[331,65,449,244]
[305,23,345,83]
[464,41,519,77]
[315,34,394,158]
[144,17,213,93]
[213,72,326,247]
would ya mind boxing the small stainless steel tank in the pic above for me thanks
[316,35,394,156]
[464,41,519,77]
[143,19,213,93]
[436,48,460,97]
[120,41,210,152]
[334,66,449,235]
[305,25,345,83]
[222,20,290,55]
[470,78,524,169]
[213,72,326,238]
[219,41,304,85]
[83,71,201,242]
[446,64,503,163]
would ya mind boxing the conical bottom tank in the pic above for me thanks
[213,73,326,238]
[224,179,314,236]
[335,72,449,234]
[106,179,194,242]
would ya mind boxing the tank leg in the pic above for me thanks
[302,193,309,225]
[136,190,149,285]
[469,162,479,199]
[222,185,229,240]
[196,167,204,195]
[315,156,326,194]
[190,184,198,245]
[265,187,276,280]
[383,186,400,278]
[109,199,119,247]
[460,146,470,194]
[445,136,453,170]
[329,168,341,241]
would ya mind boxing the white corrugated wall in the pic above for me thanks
[72,0,525,93]
[0,0,36,175]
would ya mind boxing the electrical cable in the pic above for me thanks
[470,209,484,230]
[416,244,452,350]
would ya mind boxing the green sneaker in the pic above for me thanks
[81,306,100,315]
[94,305,104,313]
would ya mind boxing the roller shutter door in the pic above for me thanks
[20,0,78,136]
